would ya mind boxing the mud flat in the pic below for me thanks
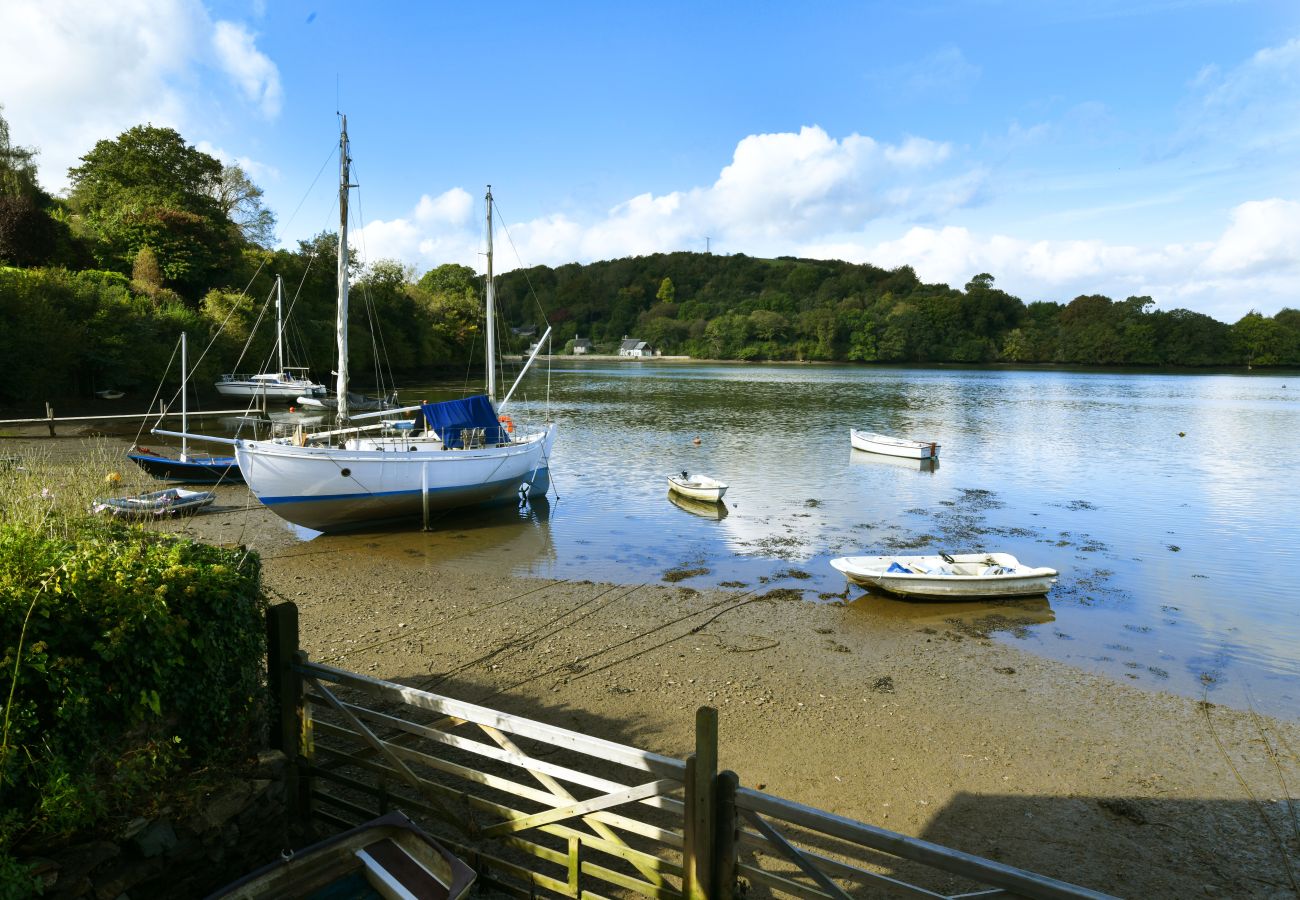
[7,432,1300,898]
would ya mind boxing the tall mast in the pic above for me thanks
[485,186,496,402]
[274,274,284,373]
[335,118,351,421]
[180,331,189,462]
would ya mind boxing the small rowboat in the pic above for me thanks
[667,472,728,503]
[850,429,939,459]
[830,552,1057,600]
[92,487,216,518]
[211,810,475,900]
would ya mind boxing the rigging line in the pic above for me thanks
[132,338,182,445]
[1201,693,1299,894]
[490,197,551,329]
[422,583,634,689]
[184,253,273,379]
[316,578,574,663]
[273,141,339,247]
[470,588,759,705]
[347,167,397,398]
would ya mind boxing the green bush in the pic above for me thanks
[0,523,266,855]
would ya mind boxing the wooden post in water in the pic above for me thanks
[715,770,739,899]
[684,706,719,900]
[45,402,54,436]
[267,602,306,821]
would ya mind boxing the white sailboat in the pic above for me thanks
[160,118,556,532]
[214,276,327,401]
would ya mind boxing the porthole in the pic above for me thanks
[340,467,352,477]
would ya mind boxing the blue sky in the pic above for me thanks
[2,0,1298,323]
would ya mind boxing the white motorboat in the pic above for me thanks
[830,552,1057,599]
[215,369,325,401]
[214,276,327,401]
[849,429,939,459]
[160,120,555,533]
[667,472,728,503]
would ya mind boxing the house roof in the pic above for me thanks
[573,338,592,347]
[620,339,650,350]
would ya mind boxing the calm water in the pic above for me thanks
[295,362,1300,718]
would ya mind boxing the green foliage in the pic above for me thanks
[67,125,241,299]
[0,520,266,850]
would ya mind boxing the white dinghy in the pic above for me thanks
[830,552,1057,600]
[92,488,216,519]
[667,471,728,503]
[849,429,939,460]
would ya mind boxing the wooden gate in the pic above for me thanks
[268,603,1115,900]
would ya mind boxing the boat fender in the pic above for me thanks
[498,414,514,433]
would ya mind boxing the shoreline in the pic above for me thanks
[6,433,1300,896]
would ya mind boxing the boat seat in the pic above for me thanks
[355,837,452,900]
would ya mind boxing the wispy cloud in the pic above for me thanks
[870,45,982,101]
[1168,36,1300,159]
[212,21,283,118]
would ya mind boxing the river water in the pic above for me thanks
[289,361,1299,719]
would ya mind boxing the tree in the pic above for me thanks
[0,105,40,198]
[67,125,236,298]
[211,164,276,247]
[656,276,676,304]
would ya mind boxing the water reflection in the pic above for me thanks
[208,361,1299,718]
[847,450,941,473]
[667,491,729,519]
[851,592,1056,635]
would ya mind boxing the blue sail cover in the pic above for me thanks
[420,395,506,448]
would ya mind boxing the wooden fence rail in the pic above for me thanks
[267,602,1117,900]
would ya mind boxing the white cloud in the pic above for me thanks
[414,189,474,225]
[352,122,1298,322]
[855,198,1300,322]
[194,140,280,183]
[1203,199,1300,276]
[0,0,283,194]
[212,21,283,118]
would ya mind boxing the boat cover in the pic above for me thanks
[420,395,506,448]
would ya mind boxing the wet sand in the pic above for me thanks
[6,431,1300,898]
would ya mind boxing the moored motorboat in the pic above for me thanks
[830,552,1057,599]
[214,276,326,402]
[92,487,216,518]
[667,471,728,503]
[95,389,125,400]
[209,810,474,900]
[849,429,939,459]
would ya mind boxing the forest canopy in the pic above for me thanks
[0,109,1296,404]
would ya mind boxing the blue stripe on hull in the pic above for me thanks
[258,467,550,532]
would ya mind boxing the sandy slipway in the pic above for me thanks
[7,433,1300,898]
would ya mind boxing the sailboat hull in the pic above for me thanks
[235,425,555,532]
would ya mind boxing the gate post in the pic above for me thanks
[714,770,739,899]
[267,602,305,820]
[684,706,718,900]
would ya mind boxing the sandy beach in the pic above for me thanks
[5,430,1300,898]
